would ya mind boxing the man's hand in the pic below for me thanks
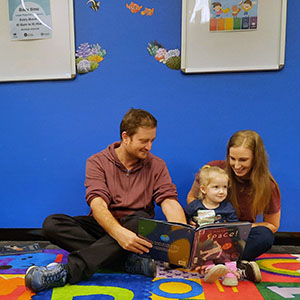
[91,197,153,254]
[115,227,153,254]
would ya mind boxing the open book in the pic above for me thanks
[138,218,251,268]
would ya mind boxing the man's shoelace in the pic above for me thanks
[43,266,66,285]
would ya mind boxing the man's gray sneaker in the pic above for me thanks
[25,262,68,292]
[124,253,156,277]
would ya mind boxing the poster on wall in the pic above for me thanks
[210,0,258,32]
[8,0,52,40]
[181,0,287,73]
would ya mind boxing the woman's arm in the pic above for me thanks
[187,179,199,204]
[252,210,281,233]
[252,178,281,233]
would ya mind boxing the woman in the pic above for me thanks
[187,130,281,277]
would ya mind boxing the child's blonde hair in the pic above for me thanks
[198,165,229,199]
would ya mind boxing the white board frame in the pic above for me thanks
[181,0,287,73]
[0,0,76,82]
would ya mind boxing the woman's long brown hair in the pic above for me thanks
[225,130,280,220]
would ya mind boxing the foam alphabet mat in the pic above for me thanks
[1,250,300,299]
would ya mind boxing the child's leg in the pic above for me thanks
[222,261,238,287]
[204,264,227,283]
[225,261,237,272]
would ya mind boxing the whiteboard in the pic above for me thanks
[181,0,287,73]
[0,0,76,82]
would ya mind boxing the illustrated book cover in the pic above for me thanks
[138,218,251,268]
[0,243,42,256]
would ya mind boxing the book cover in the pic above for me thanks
[0,243,42,256]
[138,218,195,267]
[138,218,251,268]
[190,222,250,268]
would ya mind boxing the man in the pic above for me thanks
[25,108,187,292]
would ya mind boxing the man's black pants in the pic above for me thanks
[42,210,151,284]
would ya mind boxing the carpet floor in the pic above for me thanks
[1,242,300,300]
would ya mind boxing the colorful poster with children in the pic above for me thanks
[210,0,258,32]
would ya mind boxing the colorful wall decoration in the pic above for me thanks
[210,0,258,31]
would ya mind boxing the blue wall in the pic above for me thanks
[1,1,299,231]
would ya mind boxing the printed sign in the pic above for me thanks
[8,0,52,40]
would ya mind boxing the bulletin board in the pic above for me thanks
[181,0,287,73]
[0,0,75,82]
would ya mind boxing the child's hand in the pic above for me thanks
[194,265,206,275]
[189,220,197,227]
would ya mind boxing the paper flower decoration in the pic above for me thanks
[147,41,181,70]
[75,42,106,74]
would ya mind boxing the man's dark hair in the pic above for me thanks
[120,108,157,139]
